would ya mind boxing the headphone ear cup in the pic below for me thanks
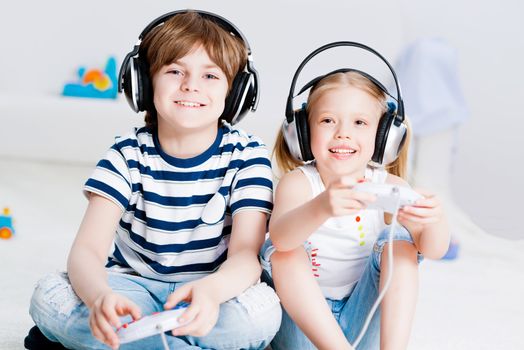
[221,72,253,124]
[372,111,407,165]
[295,108,314,162]
[372,111,394,165]
[121,56,137,112]
[135,58,152,112]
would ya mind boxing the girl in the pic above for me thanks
[262,71,449,349]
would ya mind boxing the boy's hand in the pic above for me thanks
[164,279,220,337]
[398,188,443,228]
[318,176,376,217]
[89,291,141,350]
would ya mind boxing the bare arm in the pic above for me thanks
[67,194,120,306]
[67,194,140,349]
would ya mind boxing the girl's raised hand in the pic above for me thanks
[318,177,377,217]
[89,291,141,349]
[398,189,443,226]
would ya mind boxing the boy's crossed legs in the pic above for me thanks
[29,271,281,350]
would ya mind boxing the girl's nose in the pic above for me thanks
[336,124,352,139]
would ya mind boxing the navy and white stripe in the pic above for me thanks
[84,123,273,282]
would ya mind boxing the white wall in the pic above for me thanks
[1,0,522,238]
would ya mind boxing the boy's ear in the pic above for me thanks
[221,72,255,125]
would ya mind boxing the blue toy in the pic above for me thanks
[62,57,118,99]
[0,207,15,239]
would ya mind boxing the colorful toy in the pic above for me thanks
[0,207,15,239]
[62,57,118,99]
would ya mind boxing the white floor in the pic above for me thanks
[1,158,523,350]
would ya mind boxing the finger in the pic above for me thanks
[172,307,204,336]
[176,301,200,325]
[92,311,119,348]
[350,191,377,204]
[116,300,142,321]
[165,285,191,309]
[413,188,436,198]
[89,314,105,343]
[102,302,121,329]
[402,206,436,218]
[399,210,438,224]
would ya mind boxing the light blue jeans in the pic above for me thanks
[29,271,282,350]
[260,226,423,350]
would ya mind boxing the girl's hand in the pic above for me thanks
[318,177,377,217]
[89,291,141,349]
[164,279,220,337]
[398,189,443,228]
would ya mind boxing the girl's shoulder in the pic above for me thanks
[384,172,410,187]
[277,167,311,194]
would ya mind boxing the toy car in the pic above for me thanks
[0,207,14,239]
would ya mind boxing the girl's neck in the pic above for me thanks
[315,163,367,188]
[157,123,219,159]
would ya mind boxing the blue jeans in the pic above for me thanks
[29,271,282,350]
[260,226,423,350]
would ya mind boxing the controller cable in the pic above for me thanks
[156,324,170,350]
[352,187,401,348]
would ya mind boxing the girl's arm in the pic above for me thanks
[165,209,269,337]
[269,170,375,252]
[67,194,140,349]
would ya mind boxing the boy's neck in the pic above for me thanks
[157,124,219,159]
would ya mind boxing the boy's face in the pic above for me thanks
[152,45,229,133]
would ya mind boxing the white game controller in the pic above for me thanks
[117,302,191,344]
[353,182,423,213]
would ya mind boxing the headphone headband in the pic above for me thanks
[285,41,404,124]
[139,9,253,55]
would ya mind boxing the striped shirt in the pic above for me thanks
[84,123,273,282]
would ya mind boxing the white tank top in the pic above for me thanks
[299,163,387,300]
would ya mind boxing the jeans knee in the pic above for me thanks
[201,283,282,349]
[30,272,82,320]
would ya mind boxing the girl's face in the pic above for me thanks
[152,45,229,134]
[309,85,382,183]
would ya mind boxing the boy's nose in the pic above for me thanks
[181,75,199,92]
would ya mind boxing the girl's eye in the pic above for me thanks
[204,73,219,80]
[321,118,334,124]
[355,120,367,126]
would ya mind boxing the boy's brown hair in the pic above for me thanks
[140,11,248,128]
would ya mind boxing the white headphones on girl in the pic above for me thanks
[283,41,407,166]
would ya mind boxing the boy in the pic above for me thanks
[26,10,281,350]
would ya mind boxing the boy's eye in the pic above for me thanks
[355,120,367,126]
[167,69,182,75]
[204,73,219,80]
[321,117,334,124]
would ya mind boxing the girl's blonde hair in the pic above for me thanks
[273,71,411,179]
[140,11,248,128]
